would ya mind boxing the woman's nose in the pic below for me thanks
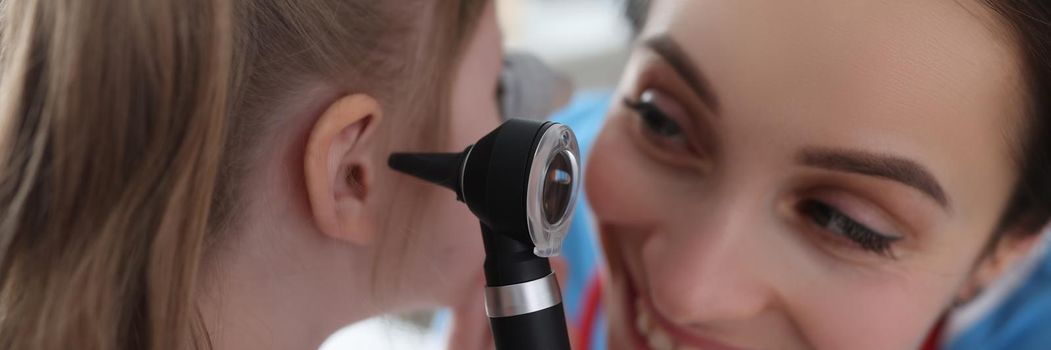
[640,197,778,326]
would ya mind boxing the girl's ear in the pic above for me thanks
[303,94,383,245]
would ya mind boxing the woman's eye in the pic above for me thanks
[625,98,683,138]
[800,200,902,257]
[623,89,690,154]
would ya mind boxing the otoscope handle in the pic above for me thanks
[481,225,572,350]
[489,302,571,350]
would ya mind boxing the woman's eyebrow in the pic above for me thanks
[642,34,721,114]
[798,147,951,210]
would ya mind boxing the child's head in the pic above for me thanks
[591,0,1051,348]
[0,0,500,348]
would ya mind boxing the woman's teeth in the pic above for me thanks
[635,298,699,350]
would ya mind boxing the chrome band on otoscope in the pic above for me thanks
[484,272,562,318]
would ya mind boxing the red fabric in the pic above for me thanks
[577,270,604,350]
[921,315,947,350]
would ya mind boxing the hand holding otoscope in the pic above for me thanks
[389,119,579,350]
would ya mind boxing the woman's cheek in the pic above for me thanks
[791,267,955,350]
[585,116,666,225]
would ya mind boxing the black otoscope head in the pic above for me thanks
[388,118,579,259]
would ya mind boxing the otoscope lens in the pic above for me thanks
[542,151,574,225]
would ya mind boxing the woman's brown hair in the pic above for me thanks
[0,0,487,349]
[982,0,1051,235]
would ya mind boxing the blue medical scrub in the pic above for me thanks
[948,248,1051,350]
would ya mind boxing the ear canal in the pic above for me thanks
[346,164,368,199]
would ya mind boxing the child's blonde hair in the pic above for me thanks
[0,0,487,348]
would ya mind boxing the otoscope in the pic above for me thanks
[389,119,579,350]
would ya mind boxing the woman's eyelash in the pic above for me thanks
[801,200,901,257]
[623,97,684,138]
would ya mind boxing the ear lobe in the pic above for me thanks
[304,94,383,245]
[957,227,1045,303]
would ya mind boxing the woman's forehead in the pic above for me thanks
[645,0,1022,107]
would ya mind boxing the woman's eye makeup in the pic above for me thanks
[799,200,903,258]
[623,89,695,159]
[625,91,684,137]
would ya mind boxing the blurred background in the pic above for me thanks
[320,0,629,348]
[498,0,631,89]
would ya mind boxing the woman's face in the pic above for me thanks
[587,1,1026,349]
[392,2,503,308]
